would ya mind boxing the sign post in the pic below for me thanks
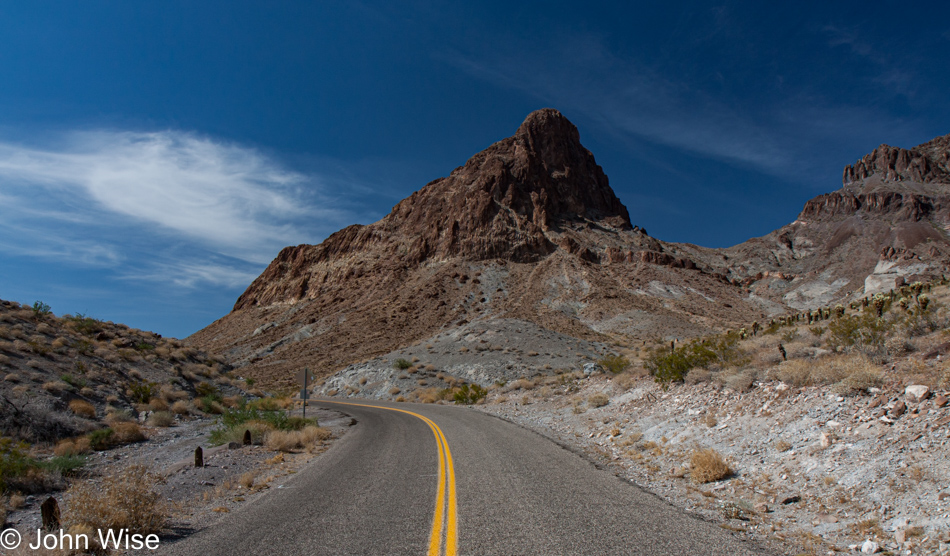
[296,368,312,419]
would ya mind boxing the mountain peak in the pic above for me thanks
[842,133,950,189]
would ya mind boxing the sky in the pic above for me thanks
[1,1,949,338]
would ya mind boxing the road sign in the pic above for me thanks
[296,368,313,386]
[296,368,312,418]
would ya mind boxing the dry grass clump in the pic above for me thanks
[774,439,792,452]
[113,422,147,444]
[54,436,92,456]
[588,393,609,408]
[41,381,65,393]
[4,372,20,382]
[148,397,169,412]
[264,426,331,452]
[68,399,97,418]
[689,447,732,484]
[104,409,135,426]
[171,400,191,415]
[66,464,167,534]
[773,354,882,392]
[239,470,258,489]
[146,411,175,427]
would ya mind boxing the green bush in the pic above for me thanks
[38,454,86,476]
[89,428,115,451]
[645,332,747,387]
[195,381,218,397]
[0,438,34,491]
[827,312,890,352]
[393,358,412,370]
[598,354,630,374]
[129,381,158,403]
[61,374,87,389]
[453,383,487,405]
[32,300,52,317]
[209,404,317,445]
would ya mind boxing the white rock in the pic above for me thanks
[905,385,930,402]
[861,540,880,553]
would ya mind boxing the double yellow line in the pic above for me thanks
[319,401,458,555]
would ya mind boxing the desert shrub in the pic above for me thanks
[0,438,34,491]
[68,399,97,418]
[32,300,52,317]
[689,447,732,483]
[88,428,115,450]
[194,381,218,397]
[66,464,167,534]
[588,393,609,408]
[146,411,175,427]
[645,332,747,386]
[113,422,146,444]
[265,426,331,452]
[54,437,92,456]
[37,454,85,476]
[65,313,103,336]
[598,353,631,374]
[170,400,190,415]
[393,358,412,370]
[774,354,882,393]
[827,312,890,353]
[129,381,158,404]
[719,368,756,392]
[148,397,169,412]
[104,409,135,425]
[453,383,487,405]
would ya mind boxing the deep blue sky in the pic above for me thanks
[1,2,949,338]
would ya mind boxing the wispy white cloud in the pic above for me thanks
[0,129,356,287]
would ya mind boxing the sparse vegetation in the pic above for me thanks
[598,353,630,374]
[393,358,412,370]
[453,383,487,405]
[66,464,167,534]
[689,447,732,483]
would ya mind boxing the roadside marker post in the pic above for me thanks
[296,368,312,419]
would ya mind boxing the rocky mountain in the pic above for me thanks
[691,134,950,310]
[189,111,950,387]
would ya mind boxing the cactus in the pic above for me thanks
[872,293,887,317]
[898,297,910,310]
[833,304,845,318]
[918,293,930,312]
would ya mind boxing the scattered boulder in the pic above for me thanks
[905,385,931,403]
[889,400,906,418]
[861,539,880,553]
[934,394,948,408]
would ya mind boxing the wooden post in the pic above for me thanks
[243,429,251,445]
[195,446,203,468]
[41,496,60,531]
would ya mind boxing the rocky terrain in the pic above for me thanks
[190,110,950,390]
[313,279,950,554]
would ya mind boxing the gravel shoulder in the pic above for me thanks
[3,407,353,553]
[474,373,950,555]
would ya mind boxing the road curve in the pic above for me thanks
[161,399,776,556]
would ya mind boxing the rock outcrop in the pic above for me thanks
[191,112,950,387]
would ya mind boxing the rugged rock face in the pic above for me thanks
[191,112,950,387]
[680,133,950,309]
[193,109,762,387]
[842,135,950,188]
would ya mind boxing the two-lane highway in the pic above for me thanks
[162,399,775,555]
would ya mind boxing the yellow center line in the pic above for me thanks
[318,400,458,555]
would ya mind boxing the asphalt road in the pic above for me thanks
[162,399,776,555]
